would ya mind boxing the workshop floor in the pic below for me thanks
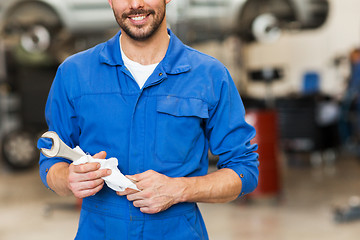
[1,153,360,240]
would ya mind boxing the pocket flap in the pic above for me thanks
[157,96,209,118]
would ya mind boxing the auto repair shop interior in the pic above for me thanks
[1,0,360,239]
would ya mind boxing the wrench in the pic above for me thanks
[40,131,139,191]
[40,131,84,161]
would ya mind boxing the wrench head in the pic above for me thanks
[40,131,61,158]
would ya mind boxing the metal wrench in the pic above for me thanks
[40,131,84,161]
[40,131,139,190]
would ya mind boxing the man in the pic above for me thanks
[38,0,259,239]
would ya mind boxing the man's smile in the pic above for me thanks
[128,14,150,25]
[130,14,147,21]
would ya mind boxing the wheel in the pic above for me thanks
[2,2,64,66]
[1,130,38,170]
[235,0,296,43]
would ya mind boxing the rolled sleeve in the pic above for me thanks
[222,160,259,196]
[38,138,72,189]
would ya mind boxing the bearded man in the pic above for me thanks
[38,0,259,239]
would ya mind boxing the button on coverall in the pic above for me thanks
[38,29,259,240]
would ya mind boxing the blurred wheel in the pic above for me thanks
[20,24,51,54]
[1,130,38,170]
[236,0,297,42]
[2,2,63,66]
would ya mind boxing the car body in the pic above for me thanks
[0,0,118,65]
[166,0,247,43]
[167,0,329,44]
[0,0,117,34]
[0,0,329,65]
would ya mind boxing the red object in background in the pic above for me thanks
[76,198,82,210]
[246,110,281,197]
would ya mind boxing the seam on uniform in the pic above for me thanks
[71,92,141,102]
[152,94,215,109]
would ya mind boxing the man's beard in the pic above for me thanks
[113,5,166,41]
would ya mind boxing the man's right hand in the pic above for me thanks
[68,151,111,198]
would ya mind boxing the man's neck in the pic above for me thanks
[120,25,170,65]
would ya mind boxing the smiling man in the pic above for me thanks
[38,0,259,239]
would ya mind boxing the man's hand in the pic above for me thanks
[116,170,186,214]
[115,168,242,214]
[68,151,111,198]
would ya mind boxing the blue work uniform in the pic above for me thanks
[38,29,259,240]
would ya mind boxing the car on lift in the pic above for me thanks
[0,0,329,65]
[0,0,118,66]
[167,0,329,44]
[0,0,329,170]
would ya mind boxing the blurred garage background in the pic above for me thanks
[1,0,360,239]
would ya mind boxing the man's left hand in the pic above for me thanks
[116,170,186,214]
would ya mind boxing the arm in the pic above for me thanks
[178,168,242,203]
[46,162,71,196]
[118,168,241,214]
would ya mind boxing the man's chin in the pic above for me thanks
[126,33,151,41]
[123,27,157,41]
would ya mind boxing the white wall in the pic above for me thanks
[243,0,360,99]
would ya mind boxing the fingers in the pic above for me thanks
[117,190,150,210]
[70,178,104,192]
[116,188,140,196]
[93,151,107,159]
[71,162,100,173]
[68,169,109,199]
[126,170,164,192]
[117,171,177,214]
[127,170,156,182]
[117,194,155,213]
[71,163,111,178]
[71,169,111,183]
[132,199,147,208]
[73,182,105,199]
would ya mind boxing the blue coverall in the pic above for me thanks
[38,29,259,240]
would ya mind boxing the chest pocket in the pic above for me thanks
[155,96,209,163]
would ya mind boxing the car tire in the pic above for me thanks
[3,2,63,66]
[1,129,39,170]
[236,0,297,42]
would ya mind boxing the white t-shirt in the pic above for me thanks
[120,40,159,89]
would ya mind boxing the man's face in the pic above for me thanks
[108,0,169,41]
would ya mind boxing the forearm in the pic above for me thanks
[46,162,72,196]
[177,168,242,204]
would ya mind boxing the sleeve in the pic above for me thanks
[205,67,259,197]
[37,64,80,189]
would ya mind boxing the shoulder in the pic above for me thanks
[167,43,235,108]
[183,45,226,71]
[60,42,106,70]
[180,44,232,90]
[52,42,108,99]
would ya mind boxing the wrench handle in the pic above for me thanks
[57,143,85,162]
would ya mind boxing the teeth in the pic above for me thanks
[131,15,146,21]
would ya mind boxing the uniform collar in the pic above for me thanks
[99,29,191,75]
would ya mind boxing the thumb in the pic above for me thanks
[125,174,140,182]
[93,151,107,159]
